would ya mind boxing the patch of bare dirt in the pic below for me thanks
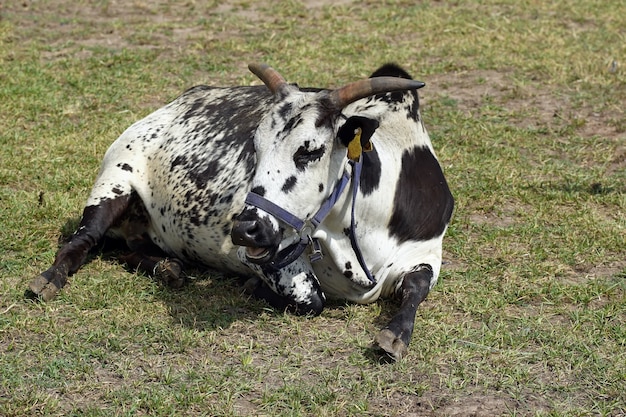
[559,258,626,287]
[435,394,519,417]
[303,0,354,7]
[423,69,625,140]
[3,0,257,63]
[467,200,536,229]
[2,0,354,60]
[384,391,530,417]
[586,259,626,280]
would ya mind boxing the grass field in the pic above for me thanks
[1,0,625,416]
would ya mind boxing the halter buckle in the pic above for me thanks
[309,236,324,263]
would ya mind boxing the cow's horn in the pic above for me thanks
[248,63,288,95]
[329,77,425,110]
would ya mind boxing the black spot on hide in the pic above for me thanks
[282,176,297,193]
[359,148,381,196]
[171,155,187,169]
[293,144,326,172]
[251,186,266,196]
[388,146,454,243]
[117,163,133,172]
[282,115,303,134]
[278,102,293,120]
[188,160,220,189]
[406,90,420,121]
[370,64,418,107]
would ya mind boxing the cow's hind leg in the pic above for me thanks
[118,234,185,289]
[373,264,433,361]
[28,196,132,301]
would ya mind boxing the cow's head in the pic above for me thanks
[231,63,424,266]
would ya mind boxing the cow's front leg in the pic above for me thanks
[238,249,325,316]
[118,234,185,289]
[373,264,433,361]
[28,196,132,301]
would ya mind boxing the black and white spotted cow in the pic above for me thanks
[29,63,454,360]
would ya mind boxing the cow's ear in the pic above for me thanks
[337,116,380,161]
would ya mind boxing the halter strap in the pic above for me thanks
[244,157,375,283]
[347,157,375,283]
[245,193,305,231]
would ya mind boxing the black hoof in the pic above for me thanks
[27,275,61,301]
[153,258,185,288]
[373,329,408,361]
[242,276,262,295]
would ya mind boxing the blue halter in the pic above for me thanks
[244,156,375,284]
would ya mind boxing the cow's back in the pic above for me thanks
[96,85,273,273]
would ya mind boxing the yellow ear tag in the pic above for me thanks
[347,127,363,161]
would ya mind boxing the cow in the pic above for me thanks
[28,63,454,361]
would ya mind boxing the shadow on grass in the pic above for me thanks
[32,217,406,362]
[24,216,266,332]
[153,268,269,332]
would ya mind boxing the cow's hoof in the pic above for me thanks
[373,329,407,361]
[153,259,185,288]
[28,275,61,301]
[242,276,262,295]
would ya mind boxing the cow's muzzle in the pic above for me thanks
[231,214,282,264]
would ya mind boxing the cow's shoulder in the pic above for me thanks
[362,64,422,122]
[369,63,413,80]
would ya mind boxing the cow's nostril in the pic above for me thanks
[230,221,252,246]
[245,221,259,238]
[231,220,260,246]
[230,215,283,265]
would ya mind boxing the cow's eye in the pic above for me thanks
[293,145,326,171]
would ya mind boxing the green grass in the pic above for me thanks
[1,0,625,416]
